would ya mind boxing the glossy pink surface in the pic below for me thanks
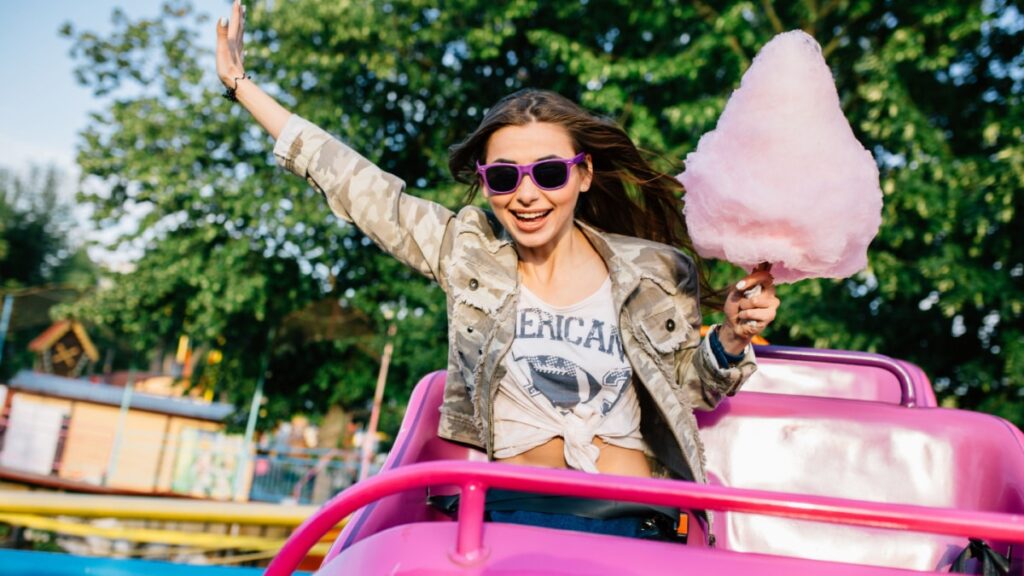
[325,520,930,575]
[271,349,1023,575]
[275,459,1024,575]
[747,346,936,406]
[698,392,1024,568]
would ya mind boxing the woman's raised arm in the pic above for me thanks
[212,0,456,288]
[215,0,290,139]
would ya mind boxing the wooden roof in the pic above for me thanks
[27,320,100,362]
[8,370,235,422]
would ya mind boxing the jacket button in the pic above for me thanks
[467,326,474,333]
[665,319,676,332]
[469,278,479,290]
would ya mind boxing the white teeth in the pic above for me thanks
[514,211,548,220]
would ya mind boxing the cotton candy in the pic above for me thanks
[678,30,882,284]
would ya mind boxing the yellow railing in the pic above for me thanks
[0,490,342,561]
[0,491,318,524]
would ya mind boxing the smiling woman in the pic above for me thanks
[481,123,594,263]
[215,0,779,542]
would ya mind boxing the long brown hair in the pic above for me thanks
[448,88,721,306]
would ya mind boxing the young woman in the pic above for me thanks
[216,0,778,537]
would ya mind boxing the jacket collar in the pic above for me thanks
[482,212,680,302]
[576,220,680,299]
[576,221,639,300]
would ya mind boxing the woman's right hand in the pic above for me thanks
[216,0,247,90]
[212,0,290,139]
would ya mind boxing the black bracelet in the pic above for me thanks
[709,327,746,368]
[222,73,250,102]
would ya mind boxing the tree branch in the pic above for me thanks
[821,27,845,59]
[691,0,750,68]
[819,0,841,20]
[761,0,786,34]
[801,0,819,34]
[801,0,819,19]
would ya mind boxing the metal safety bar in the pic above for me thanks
[265,460,1024,576]
[754,344,919,406]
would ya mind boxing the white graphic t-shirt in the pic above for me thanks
[493,277,646,472]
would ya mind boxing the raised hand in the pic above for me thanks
[216,0,247,91]
[212,0,290,138]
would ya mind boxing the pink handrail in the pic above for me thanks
[756,344,918,406]
[266,460,1024,576]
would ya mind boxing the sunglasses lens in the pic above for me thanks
[532,161,569,189]
[484,166,519,193]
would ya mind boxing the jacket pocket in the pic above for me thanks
[637,303,693,356]
[448,258,514,315]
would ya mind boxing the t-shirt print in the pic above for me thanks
[511,352,631,417]
[508,282,633,419]
[493,278,645,470]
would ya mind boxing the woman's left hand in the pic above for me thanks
[719,263,780,354]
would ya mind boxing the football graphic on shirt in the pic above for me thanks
[516,354,631,415]
[520,354,601,410]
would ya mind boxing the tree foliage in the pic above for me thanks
[1,165,96,290]
[0,165,98,379]
[61,0,1023,429]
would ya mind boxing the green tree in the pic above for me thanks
[0,165,95,289]
[0,164,98,378]
[62,0,1022,430]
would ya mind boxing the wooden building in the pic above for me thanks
[27,320,100,378]
[0,371,250,500]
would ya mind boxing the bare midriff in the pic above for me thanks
[497,436,652,478]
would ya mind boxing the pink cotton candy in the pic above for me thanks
[678,30,883,284]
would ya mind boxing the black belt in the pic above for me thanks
[427,489,690,542]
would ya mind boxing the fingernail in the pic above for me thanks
[736,280,747,290]
[218,17,224,27]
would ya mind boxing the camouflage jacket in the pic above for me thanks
[274,114,757,487]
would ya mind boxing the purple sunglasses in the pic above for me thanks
[475,152,587,195]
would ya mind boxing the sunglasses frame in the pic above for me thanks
[475,152,587,196]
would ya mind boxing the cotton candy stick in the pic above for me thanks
[678,31,883,284]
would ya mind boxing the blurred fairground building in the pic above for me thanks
[0,288,385,506]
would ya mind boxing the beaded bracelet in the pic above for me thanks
[222,73,250,102]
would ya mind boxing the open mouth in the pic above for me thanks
[512,210,552,222]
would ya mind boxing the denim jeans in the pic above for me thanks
[488,509,668,539]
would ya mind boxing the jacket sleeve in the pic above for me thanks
[678,326,757,411]
[668,254,758,411]
[273,114,455,286]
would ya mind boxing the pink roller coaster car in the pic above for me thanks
[268,346,1024,575]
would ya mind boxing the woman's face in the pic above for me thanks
[483,122,592,256]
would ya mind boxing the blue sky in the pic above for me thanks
[0,1,227,266]
[0,0,226,176]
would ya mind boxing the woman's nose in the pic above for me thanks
[514,175,542,203]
